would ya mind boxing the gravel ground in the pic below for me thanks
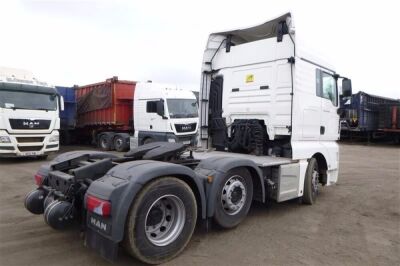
[0,143,399,266]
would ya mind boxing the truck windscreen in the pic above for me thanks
[0,90,57,111]
[167,99,198,118]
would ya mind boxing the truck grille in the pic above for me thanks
[175,123,197,133]
[9,119,51,130]
[16,137,44,143]
[18,146,43,152]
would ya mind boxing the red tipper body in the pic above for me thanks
[75,77,135,131]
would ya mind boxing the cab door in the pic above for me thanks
[145,100,167,133]
[317,69,339,141]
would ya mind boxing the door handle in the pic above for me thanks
[150,125,153,129]
[320,126,325,135]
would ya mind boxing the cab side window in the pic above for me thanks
[146,101,157,113]
[316,69,338,106]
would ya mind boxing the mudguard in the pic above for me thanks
[86,160,207,243]
[194,156,265,218]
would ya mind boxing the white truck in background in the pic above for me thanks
[0,67,63,158]
[129,82,199,149]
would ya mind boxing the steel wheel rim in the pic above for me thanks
[145,194,185,246]
[221,175,247,215]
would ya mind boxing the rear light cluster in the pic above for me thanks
[86,195,111,217]
[34,174,44,186]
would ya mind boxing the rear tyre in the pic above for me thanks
[114,135,129,152]
[213,168,253,229]
[302,158,319,205]
[124,177,197,264]
[99,134,112,151]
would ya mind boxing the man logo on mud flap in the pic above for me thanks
[90,216,107,232]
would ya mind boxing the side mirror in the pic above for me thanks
[59,95,65,111]
[156,100,165,117]
[337,108,345,117]
[341,79,352,97]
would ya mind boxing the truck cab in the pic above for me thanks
[198,12,352,186]
[130,82,199,148]
[0,68,63,158]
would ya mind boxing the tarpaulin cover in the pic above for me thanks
[77,86,112,114]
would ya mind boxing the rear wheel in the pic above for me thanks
[114,135,129,152]
[302,158,319,205]
[99,134,112,151]
[213,168,253,229]
[124,177,197,264]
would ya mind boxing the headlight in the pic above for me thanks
[49,135,59,142]
[168,138,176,143]
[0,136,11,143]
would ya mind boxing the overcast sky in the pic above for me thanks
[1,0,399,98]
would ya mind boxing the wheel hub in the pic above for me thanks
[145,195,185,246]
[221,176,246,215]
[147,207,163,226]
[230,186,243,204]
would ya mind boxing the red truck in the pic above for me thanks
[75,76,135,151]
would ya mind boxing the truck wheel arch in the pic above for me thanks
[172,173,207,221]
[87,160,206,243]
[312,152,328,185]
[195,157,265,218]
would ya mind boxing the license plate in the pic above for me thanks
[21,151,38,156]
[182,140,191,145]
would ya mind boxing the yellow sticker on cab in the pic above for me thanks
[246,74,254,83]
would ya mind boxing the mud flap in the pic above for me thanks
[85,228,118,262]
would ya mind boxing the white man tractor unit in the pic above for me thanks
[0,67,63,158]
[24,12,352,264]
